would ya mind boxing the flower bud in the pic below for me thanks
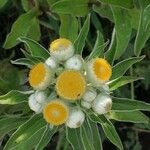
[92,93,112,115]
[82,87,97,102]
[66,108,85,128]
[45,57,57,69]
[65,55,83,70]
[28,94,42,113]
[34,91,47,104]
[49,38,74,61]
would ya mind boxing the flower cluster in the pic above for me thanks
[28,38,112,128]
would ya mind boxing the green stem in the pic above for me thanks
[56,130,65,150]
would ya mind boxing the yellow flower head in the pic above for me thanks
[56,70,86,101]
[87,58,112,85]
[29,63,52,90]
[49,38,74,61]
[43,100,69,126]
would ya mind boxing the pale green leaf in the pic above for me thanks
[74,15,90,54]
[112,97,150,112]
[0,117,29,138]
[0,90,31,105]
[134,4,150,56]
[4,115,46,150]
[18,37,50,59]
[87,31,107,60]
[27,18,41,41]
[97,0,134,9]
[109,76,143,91]
[66,127,84,150]
[111,56,144,79]
[59,14,78,42]
[111,6,132,60]
[108,111,149,124]
[51,0,89,17]
[35,126,58,150]
[3,8,38,49]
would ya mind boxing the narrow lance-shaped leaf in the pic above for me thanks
[35,125,58,150]
[134,4,150,56]
[59,14,78,42]
[4,115,46,150]
[97,0,134,9]
[51,0,89,17]
[87,31,107,60]
[0,0,8,8]
[0,117,29,138]
[3,8,38,49]
[18,37,50,59]
[111,56,144,80]
[0,90,32,105]
[109,76,143,91]
[74,15,90,54]
[66,127,84,150]
[108,110,149,124]
[111,6,132,60]
[112,97,150,112]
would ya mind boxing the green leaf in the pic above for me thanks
[102,119,123,150]
[3,8,38,49]
[87,31,108,60]
[47,0,58,6]
[0,90,31,105]
[35,126,58,150]
[66,127,84,150]
[108,111,149,124]
[134,4,150,56]
[74,15,90,54]
[59,14,78,42]
[18,37,50,59]
[4,115,46,150]
[11,58,35,68]
[27,18,41,41]
[93,4,114,22]
[0,117,29,138]
[111,56,144,79]
[51,0,89,17]
[112,97,150,112]
[87,113,123,150]
[0,0,8,8]
[105,28,116,64]
[111,6,132,60]
[109,76,143,91]
[97,0,134,9]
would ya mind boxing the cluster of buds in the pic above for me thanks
[28,38,112,128]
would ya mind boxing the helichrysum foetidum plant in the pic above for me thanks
[1,35,150,150]
[28,38,112,127]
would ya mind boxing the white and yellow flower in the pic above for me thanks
[86,58,112,86]
[65,55,83,70]
[43,99,69,126]
[29,63,52,90]
[66,108,85,128]
[92,93,112,114]
[56,70,86,101]
[49,38,74,61]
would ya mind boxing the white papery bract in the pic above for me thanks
[45,57,57,69]
[65,55,83,70]
[66,108,85,128]
[81,100,91,109]
[92,93,112,115]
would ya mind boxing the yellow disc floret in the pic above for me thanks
[49,38,74,61]
[56,70,86,101]
[87,58,112,85]
[93,58,112,81]
[29,63,52,90]
[43,100,69,126]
